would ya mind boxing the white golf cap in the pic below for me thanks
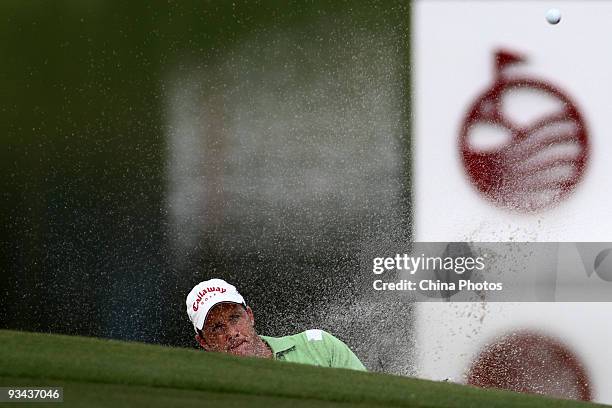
[186,279,246,333]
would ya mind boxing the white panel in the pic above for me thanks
[413,1,612,403]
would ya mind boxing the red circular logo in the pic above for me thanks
[459,50,589,212]
[467,331,592,401]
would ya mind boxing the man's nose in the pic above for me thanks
[226,325,241,339]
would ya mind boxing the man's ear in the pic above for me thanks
[195,332,210,350]
[245,306,255,326]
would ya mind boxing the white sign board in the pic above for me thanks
[413,1,612,403]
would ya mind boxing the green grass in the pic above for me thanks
[0,330,607,407]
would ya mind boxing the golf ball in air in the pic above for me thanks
[546,8,561,25]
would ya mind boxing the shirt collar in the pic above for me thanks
[260,335,295,357]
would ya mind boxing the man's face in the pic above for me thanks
[197,302,258,357]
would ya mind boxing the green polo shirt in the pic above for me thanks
[260,329,366,371]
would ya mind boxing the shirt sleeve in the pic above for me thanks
[322,331,367,371]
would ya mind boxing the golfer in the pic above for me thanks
[186,278,366,371]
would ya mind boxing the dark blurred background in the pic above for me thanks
[1,0,412,374]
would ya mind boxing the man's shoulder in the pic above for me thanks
[292,329,359,357]
[262,330,366,371]
[294,329,328,343]
[262,329,338,351]
[288,329,348,347]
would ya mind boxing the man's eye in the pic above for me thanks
[212,325,223,333]
[230,315,240,322]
